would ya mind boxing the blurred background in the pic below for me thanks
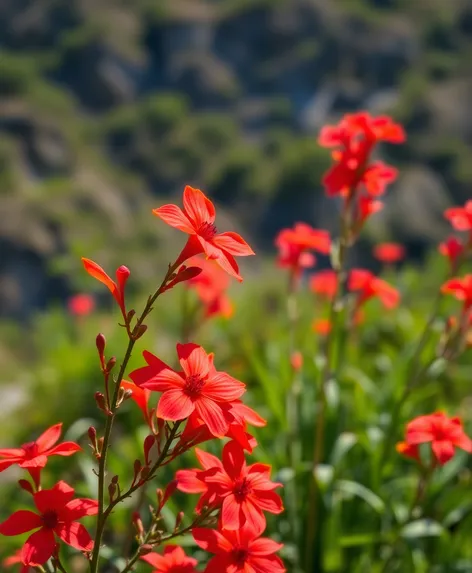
[2,1,472,570]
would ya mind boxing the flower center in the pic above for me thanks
[22,441,39,458]
[197,222,217,240]
[233,477,251,502]
[41,510,59,529]
[233,547,249,566]
[184,374,206,398]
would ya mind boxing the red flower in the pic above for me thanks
[0,481,98,566]
[348,269,400,309]
[373,242,406,264]
[0,423,81,487]
[399,412,472,465]
[177,441,283,531]
[141,545,198,573]
[129,350,171,387]
[153,185,254,282]
[319,112,405,197]
[439,237,464,268]
[82,258,130,318]
[275,223,331,277]
[444,200,472,234]
[121,380,152,425]
[67,294,95,317]
[193,523,285,573]
[312,318,332,336]
[140,343,246,438]
[310,269,337,300]
[3,550,33,573]
[187,257,233,318]
[355,195,383,229]
[441,275,472,309]
[177,401,265,455]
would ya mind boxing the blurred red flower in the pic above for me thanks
[312,318,332,336]
[193,522,285,573]
[153,185,254,282]
[177,441,283,531]
[373,243,406,264]
[120,380,152,426]
[318,112,405,197]
[186,257,233,319]
[0,481,97,566]
[439,237,464,269]
[141,545,197,573]
[444,200,472,234]
[348,269,400,309]
[355,196,383,229]
[3,550,33,573]
[310,269,337,300]
[441,275,472,309]
[67,294,95,317]
[0,423,81,487]
[140,343,246,438]
[275,223,330,278]
[397,412,472,465]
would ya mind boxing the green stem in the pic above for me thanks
[305,200,352,572]
[89,262,178,573]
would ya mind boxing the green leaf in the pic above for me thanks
[335,480,385,514]
[401,519,446,539]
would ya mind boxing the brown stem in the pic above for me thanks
[89,262,179,573]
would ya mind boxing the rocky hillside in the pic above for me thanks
[1,0,472,317]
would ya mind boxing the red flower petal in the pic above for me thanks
[253,490,284,513]
[250,537,285,556]
[0,459,19,471]
[34,423,62,452]
[0,511,42,535]
[432,440,455,465]
[203,373,246,402]
[213,232,255,256]
[177,343,211,379]
[34,481,75,514]
[0,447,24,458]
[194,397,228,438]
[183,185,216,226]
[152,204,195,234]
[81,259,118,297]
[175,469,207,493]
[63,498,99,520]
[157,390,195,421]
[222,440,245,477]
[195,448,224,470]
[21,528,56,566]
[19,455,48,468]
[45,442,82,458]
[55,521,94,551]
[221,495,243,530]
[192,528,232,554]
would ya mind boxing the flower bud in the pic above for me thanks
[132,511,144,536]
[18,479,35,495]
[88,426,97,443]
[133,324,148,340]
[174,511,184,532]
[95,392,109,414]
[140,466,150,482]
[106,356,117,373]
[108,481,116,501]
[95,333,106,356]
[143,435,155,466]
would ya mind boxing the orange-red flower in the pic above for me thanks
[0,481,98,566]
[444,200,472,234]
[310,269,337,300]
[312,318,332,336]
[348,269,400,309]
[354,195,383,230]
[121,380,152,426]
[275,223,330,277]
[82,258,130,318]
[441,275,472,310]
[3,550,33,573]
[319,112,405,197]
[373,242,406,264]
[177,441,283,531]
[186,257,233,319]
[141,545,197,573]
[0,423,81,487]
[397,412,472,465]
[67,294,95,317]
[140,343,246,438]
[153,186,254,282]
[439,237,464,269]
[193,522,285,573]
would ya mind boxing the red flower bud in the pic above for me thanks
[106,356,117,373]
[174,511,184,532]
[95,333,106,356]
[18,479,35,495]
[143,435,155,466]
[133,324,148,340]
[138,544,153,555]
